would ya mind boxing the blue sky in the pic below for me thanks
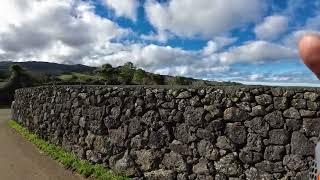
[0,0,320,86]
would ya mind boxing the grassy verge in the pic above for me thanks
[8,120,127,180]
[0,105,10,109]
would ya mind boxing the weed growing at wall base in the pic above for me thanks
[8,120,128,180]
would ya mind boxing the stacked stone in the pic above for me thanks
[12,85,320,180]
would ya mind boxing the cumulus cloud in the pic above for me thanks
[203,36,237,55]
[254,15,288,40]
[219,41,298,64]
[145,0,265,38]
[0,0,126,64]
[281,12,320,49]
[103,0,139,21]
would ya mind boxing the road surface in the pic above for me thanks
[0,108,84,180]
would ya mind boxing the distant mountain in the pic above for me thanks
[0,61,96,76]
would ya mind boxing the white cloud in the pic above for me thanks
[0,0,126,64]
[103,0,139,21]
[249,74,264,81]
[219,41,298,64]
[203,36,237,55]
[140,31,173,43]
[145,0,265,38]
[254,15,288,40]
[282,30,320,49]
[281,12,320,49]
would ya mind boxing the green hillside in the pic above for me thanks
[0,61,95,79]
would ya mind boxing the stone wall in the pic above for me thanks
[12,85,320,180]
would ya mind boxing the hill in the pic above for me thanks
[0,61,96,77]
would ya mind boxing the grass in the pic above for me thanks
[0,81,6,86]
[59,73,104,83]
[8,120,127,180]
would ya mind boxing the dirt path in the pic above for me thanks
[0,109,85,180]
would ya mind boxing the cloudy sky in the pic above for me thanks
[0,0,320,86]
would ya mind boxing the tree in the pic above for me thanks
[119,62,136,84]
[0,71,6,80]
[95,63,113,77]
[133,68,146,84]
[0,65,35,105]
[151,74,164,85]
[95,63,119,84]
[169,76,190,85]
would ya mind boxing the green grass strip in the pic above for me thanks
[8,120,128,180]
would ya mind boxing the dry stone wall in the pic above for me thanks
[12,85,320,180]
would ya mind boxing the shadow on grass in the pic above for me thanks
[8,120,128,180]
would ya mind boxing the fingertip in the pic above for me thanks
[299,34,320,60]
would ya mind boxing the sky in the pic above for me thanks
[0,0,320,86]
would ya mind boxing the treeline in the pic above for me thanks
[56,62,241,86]
[0,62,241,105]
[0,65,36,105]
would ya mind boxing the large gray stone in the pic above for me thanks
[162,151,187,172]
[268,129,289,145]
[251,105,266,116]
[216,136,236,151]
[304,92,319,101]
[214,153,243,176]
[264,111,284,128]
[144,170,175,180]
[93,135,111,154]
[255,161,284,173]
[255,94,272,105]
[264,146,285,161]
[307,101,319,111]
[283,107,301,119]
[141,110,160,126]
[192,158,210,175]
[239,150,262,164]
[223,107,250,122]
[183,106,205,126]
[283,154,307,171]
[170,140,192,156]
[273,97,288,110]
[225,123,247,145]
[245,133,263,152]
[109,126,127,147]
[303,118,320,137]
[135,149,161,171]
[204,105,221,118]
[148,127,170,149]
[291,99,307,109]
[197,139,219,160]
[128,117,143,137]
[291,131,314,156]
[174,123,196,143]
[112,151,138,176]
[236,102,251,112]
[244,117,269,137]
[286,119,301,131]
[299,109,316,117]
[245,167,274,180]
[176,91,192,99]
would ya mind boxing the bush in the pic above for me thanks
[151,74,164,85]
[0,65,35,105]
[133,69,147,84]
[169,76,190,85]
[119,62,135,84]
